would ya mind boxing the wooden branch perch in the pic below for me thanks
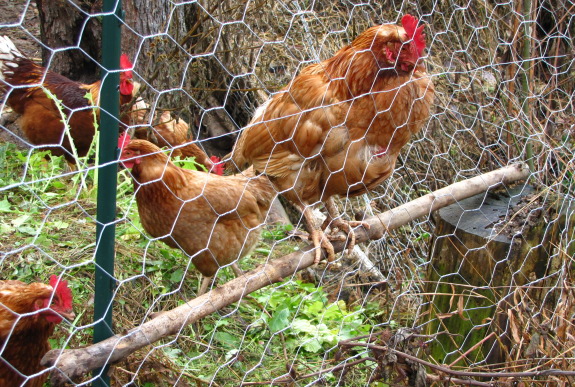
[42,163,530,385]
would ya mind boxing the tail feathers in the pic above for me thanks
[254,177,277,212]
[0,36,25,81]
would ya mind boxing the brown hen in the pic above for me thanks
[228,14,435,262]
[0,276,74,386]
[133,109,222,174]
[119,135,275,294]
[0,35,136,163]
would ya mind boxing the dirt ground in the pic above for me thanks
[0,0,40,148]
[0,0,40,55]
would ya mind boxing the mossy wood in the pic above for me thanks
[423,185,566,366]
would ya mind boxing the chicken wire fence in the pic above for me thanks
[1,0,574,385]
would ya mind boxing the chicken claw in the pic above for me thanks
[323,217,370,254]
[309,228,336,264]
[301,206,337,264]
[322,198,370,253]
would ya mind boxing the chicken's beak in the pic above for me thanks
[399,58,424,72]
[132,80,141,96]
[60,310,76,322]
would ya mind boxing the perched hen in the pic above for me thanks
[133,108,223,174]
[0,35,136,163]
[229,14,435,262]
[119,135,275,294]
[0,276,74,387]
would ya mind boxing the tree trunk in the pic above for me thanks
[121,0,187,84]
[35,0,101,82]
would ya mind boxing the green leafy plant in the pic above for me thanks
[171,154,204,171]
[262,223,294,240]
[250,280,372,353]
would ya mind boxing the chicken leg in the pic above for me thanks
[197,262,244,296]
[322,198,370,254]
[301,205,336,264]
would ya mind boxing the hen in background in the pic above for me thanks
[119,134,275,294]
[228,14,435,262]
[0,275,74,386]
[131,106,223,174]
[0,35,137,163]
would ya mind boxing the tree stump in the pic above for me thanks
[422,184,563,367]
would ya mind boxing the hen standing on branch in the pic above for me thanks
[0,275,74,387]
[118,134,275,295]
[0,35,137,163]
[228,14,435,263]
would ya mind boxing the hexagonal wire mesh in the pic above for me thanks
[0,0,574,385]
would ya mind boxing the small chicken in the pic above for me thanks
[133,109,223,174]
[0,275,74,387]
[119,134,275,294]
[228,14,434,262]
[0,35,136,163]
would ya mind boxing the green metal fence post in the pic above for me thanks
[94,0,122,385]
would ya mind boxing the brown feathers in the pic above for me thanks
[0,278,74,387]
[228,15,434,261]
[0,36,136,163]
[230,16,434,206]
[120,139,276,278]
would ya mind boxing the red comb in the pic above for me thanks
[120,54,133,78]
[402,14,426,57]
[210,155,224,175]
[49,275,73,310]
[118,132,131,149]
[120,54,132,70]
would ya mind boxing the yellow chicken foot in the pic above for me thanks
[322,198,370,253]
[302,206,336,263]
[230,262,244,277]
[309,228,336,264]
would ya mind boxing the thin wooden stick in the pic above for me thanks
[341,341,575,379]
[448,332,497,368]
[240,357,375,386]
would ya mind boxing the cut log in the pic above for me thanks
[422,184,571,366]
